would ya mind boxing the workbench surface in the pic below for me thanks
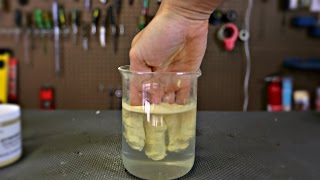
[1,111,320,179]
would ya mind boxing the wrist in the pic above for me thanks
[160,0,220,21]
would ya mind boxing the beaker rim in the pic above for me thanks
[118,65,202,77]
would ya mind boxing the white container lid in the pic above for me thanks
[0,104,21,123]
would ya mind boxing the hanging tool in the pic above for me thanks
[239,29,250,41]
[209,9,223,25]
[82,23,90,50]
[23,12,33,64]
[108,6,118,53]
[58,6,67,38]
[217,23,239,51]
[18,0,28,6]
[58,6,66,29]
[43,10,52,53]
[114,0,125,36]
[114,0,124,34]
[43,11,52,30]
[100,0,108,4]
[139,0,149,30]
[34,8,47,53]
[52,0,61,76]
[34,8,44,29]
[224,10,238,22]
[99,9,108,48]
[71,9,80,45]
[114,0,122,17]
[91,8,101,35]
[0,0,9,12]
[14,9,23,43]
[85,0,91,12]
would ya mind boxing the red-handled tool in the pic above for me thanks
[8,58,18,103]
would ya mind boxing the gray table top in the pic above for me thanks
[0,111,320,180]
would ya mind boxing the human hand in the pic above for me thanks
[129,0,221,106]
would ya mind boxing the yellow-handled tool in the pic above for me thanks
[0,53,9,103]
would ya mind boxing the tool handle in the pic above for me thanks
[108,6,116,25]
[43,11,52,30]
[71,9,80,26]
[34,9,44,29]
[92,8,101,25]
[52,0,59,28]
[58,7,66,28]
[15,9,23,28]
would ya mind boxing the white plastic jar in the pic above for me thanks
[0,104,22,168]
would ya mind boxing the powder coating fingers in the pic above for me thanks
[144,115,167,161]
[179,109,196,143]
[165,114,188,152]
[122,110,145,151]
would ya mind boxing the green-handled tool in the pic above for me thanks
[34,8,48,53]
[139,0,149,30]
[43,11,52,53]
[34,8,44,29]
[43,11,52,30]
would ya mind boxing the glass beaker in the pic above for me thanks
[119,65,201,179]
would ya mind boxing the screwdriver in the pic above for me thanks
[52,0,61,76]
[23,12,33,64]
[114,0,122,17]
[34,9,47,53]
[99,9,108,48]
[139,0,149,30]
[58,6,67,38]
[34,9,44,29]
[108,6,118,53]
[18,0,28,6]
[43,10,52,53]
[14,9,23,43]
[91,8,101,35]
[0,0,9,12]
[85,0,91,12]
[100,0,108,4]
[82,23,90,51]
[43,11,52,30]
[71,9,80,45]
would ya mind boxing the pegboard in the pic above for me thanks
[0,0,319,111]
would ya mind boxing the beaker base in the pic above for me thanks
[123,154,194,180]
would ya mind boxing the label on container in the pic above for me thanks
[0,119,21,164]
